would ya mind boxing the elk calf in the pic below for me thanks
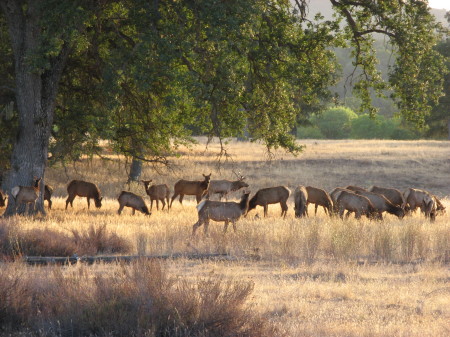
[65,180,103,210]
[142,180,170,210]
[117,191,151,215]
[306,186,333,216]
[294,186,308,218]
[11,177,41,213]
[170,173,211,207]
[193,191,250,235]
[247,186,290,218]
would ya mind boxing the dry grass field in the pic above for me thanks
[1,139,450,336]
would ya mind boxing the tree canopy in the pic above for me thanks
[0,0,448,214]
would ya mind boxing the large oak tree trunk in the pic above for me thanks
[1,0,69,216]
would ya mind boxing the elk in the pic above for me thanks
[294,185,308,218]
[117,191,151,215]
[44,185,53,209]
[141,180,170,210]
[247,186,290,218]
[205,174,249,200]
[305,186,333,216]
[368,186,406,209]
[355,190,405,219]
[0,190,6,208]
[403,188,445,219]
[65,180,103,210]
[336,190,376,220]
[170,173,211,207]
[192,191,250,235]
[329,187,351,214]
[11,177,41,213]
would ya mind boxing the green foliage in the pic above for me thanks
[312,106,357,139]
[296,125,325,139]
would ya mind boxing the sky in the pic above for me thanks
[428,0,450,10]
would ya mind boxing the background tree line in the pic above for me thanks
[0,0,449,215]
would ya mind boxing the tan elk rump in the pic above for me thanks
[306,186,333,216]
[369,186,406,209]
[142,180,170,210]
[205,177,249,200]
[294,186,308,218]
[336,190,376,220]
[193,191,250,235]
[247,186,290,218]
[117,191,151,215]
[355,190,405,219]
[65,180,103,210]
[170,173,211,207]
[11,177,41,213]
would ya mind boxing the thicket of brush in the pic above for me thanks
[0,261,277,337]
[0,220,132,259]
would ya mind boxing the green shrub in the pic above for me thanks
[312,106,357,139]
[350,114,395,139]
[296,125,325,139]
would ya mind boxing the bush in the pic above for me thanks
[312,106,357,139]
[296,125,325,139]
[350,114,395,139]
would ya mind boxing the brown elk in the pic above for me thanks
[294,185,308,218]
[0,190,6,208]
[247,186,290,218]
[11,177,41,212]
[117,191,151,215]
[368,186,406,209]
[192,191,250,235]
[65,180,103,210]
[305,186,333,216]
[355,190,405,219]
[330,187,351,214]
[205,175,249,200]
[141,180,170,210]
[170,173,211,207]
[336,190,377,220]
[44,185,53,209]
[403,188,445,219]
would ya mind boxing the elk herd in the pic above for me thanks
[0,173,446,236]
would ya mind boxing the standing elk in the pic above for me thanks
[294,185,308,218]
[44,184,53,209]
[170,173,211,207]
[192,191,251,235]
[355,190,405,219]
[142,180,170,210]
[117,191,151,215]
[65,180,103,210]
[0,190,6,208]
[11,177,41,213]
[247,186,290,218]
[205,174,249,200]
[368,186,406,209]
[305,186,333,216]
[330,187,351,214]
[336,190,377,220]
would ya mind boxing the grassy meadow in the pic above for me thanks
[1,139,450,336]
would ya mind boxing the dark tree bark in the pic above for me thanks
[128,157,143,184]
[0,0,70,215]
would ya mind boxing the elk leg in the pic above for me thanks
[87,198,91,209]
[204,220,210,236]
[166,197,170,210]
[65,195,75,210]
[132,208,136,215]
[170,193,179,208]
[195,194,201,204]
[263,204,268,217]
[232,221,237,232]
[150,199,154,211]
[314,204,318,215]
[179,194,184,204]
[118,204,124,215]
[281,202,288,218]
[156,199,159,210]
[339,208,345,219]
[224,220,229,233]
[192,220,202,235]
[161,199,166,210]
[48,199,52,210]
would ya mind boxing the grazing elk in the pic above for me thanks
[170,173,211,207]
[65,180,103,210]
[192,191,250,235]
[336,190,377,220]
[330,187,351,214]
[205,175,249,200]
[247,186,290,218]
[11,177,41,213]
[142,180,170,210]
[368,186,406,209]
[403,188,445,219]
[305,186,333,216]
[355,190,405,219]
[0,190,6,207]
[44,184,53,209]
[294,185,308,218]
[117,191,151,215]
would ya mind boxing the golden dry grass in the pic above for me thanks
[1,139,450,336]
